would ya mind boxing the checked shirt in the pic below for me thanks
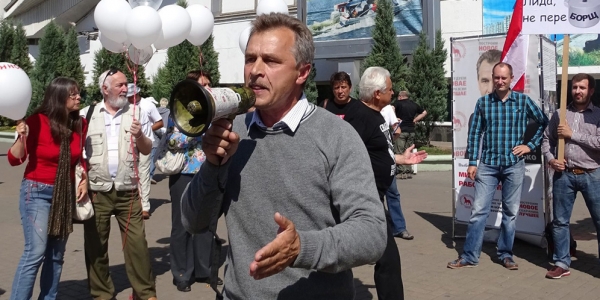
[467,91,548,166]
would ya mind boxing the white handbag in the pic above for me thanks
[73,124,94,221]
[155,129,185,175]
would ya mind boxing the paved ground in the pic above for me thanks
[0,141,599,300]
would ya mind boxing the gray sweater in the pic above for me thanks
[182,105,387,300]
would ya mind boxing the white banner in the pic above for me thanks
[541,38,557,92]
[451,36,540,159]
[454,159,545,235]
[522,0,600,34]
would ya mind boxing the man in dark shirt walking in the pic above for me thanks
[393,91,427,178]
[325,66,427,300]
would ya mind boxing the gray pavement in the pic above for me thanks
[0,141,599,300]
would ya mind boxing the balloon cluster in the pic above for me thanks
[238,0,289,53]
[94,0,214,65]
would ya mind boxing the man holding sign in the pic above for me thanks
[542,73,600,279]
[448,62,548,270]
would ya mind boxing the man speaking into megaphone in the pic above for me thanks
[180,13,388,300]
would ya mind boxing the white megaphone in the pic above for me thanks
[565,0,600,28]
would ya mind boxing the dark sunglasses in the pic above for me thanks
[102,68,120,88]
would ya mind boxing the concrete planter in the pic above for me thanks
[0,131,16,143]
[415,155,452,172]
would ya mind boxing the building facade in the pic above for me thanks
[1,0,449,89]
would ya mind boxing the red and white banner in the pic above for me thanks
[501,0,528,92]
[454,159,545,235]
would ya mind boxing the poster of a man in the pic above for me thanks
[476,50,502,97]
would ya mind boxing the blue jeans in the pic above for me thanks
[385,179,406,234]
[149,147,157,178]
[461,160,525,264]
[11,179,68,300]
[552,169,600,270]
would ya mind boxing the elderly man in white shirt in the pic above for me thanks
[82,68,157,300]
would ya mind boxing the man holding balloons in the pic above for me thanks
[82,68,156,300]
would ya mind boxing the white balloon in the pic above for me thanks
[0,63,32,120]
[154,5,192,50]
[129,0,163,10]
[94,0,131,43]
[125,6,162,49]
[256,0,289,15]
[239,26,252,54]
[100,32,127,53]
[128,45,155,65]
[186,5,214,46]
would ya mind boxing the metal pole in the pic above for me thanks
[450,37,456,239]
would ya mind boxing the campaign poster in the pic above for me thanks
[306,0,423,42]
[451,36,540,160]
[454,159,545,235]
[484,0,600,67]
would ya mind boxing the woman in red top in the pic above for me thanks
[8,77,88,300]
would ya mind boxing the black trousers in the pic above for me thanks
[374,211,404,300]
[169,174,214,284]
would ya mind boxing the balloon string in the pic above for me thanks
[198,46,204,77]
[123,49,141,251]
[19,134,26,164]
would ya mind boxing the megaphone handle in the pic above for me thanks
[217,115,238,165]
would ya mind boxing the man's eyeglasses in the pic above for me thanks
[102,68,120,88]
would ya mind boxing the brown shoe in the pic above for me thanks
[447,257,477,269]
[142,211,151,220]
[546,266,570,279]
[502,257,518,270]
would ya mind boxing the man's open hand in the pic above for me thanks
[249,213,300,280]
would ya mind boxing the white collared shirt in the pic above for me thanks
[248,94,310,133]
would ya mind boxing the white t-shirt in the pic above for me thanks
[137,97,162,147]
[380,105,399,127]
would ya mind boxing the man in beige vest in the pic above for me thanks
[82,68,157,300]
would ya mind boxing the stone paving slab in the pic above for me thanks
[0,141,598,299]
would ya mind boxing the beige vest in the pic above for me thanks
[85,103,141,192]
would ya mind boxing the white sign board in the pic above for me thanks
[522,0,600,34]
[541,38,557,91]
[454,159,546,235]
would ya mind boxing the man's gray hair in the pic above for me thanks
[251,13,314,67]
[359,67,391,102]
[98,69,111,96]
[398,90,410,98]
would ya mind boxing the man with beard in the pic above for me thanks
[82,68,157,300]
[543,73,600,279]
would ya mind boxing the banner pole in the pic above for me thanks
[450,37,458,239]
[557,34,570,161]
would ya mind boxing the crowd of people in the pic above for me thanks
[6,12,600,300]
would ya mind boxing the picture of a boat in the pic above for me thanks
[337,0,410,27]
